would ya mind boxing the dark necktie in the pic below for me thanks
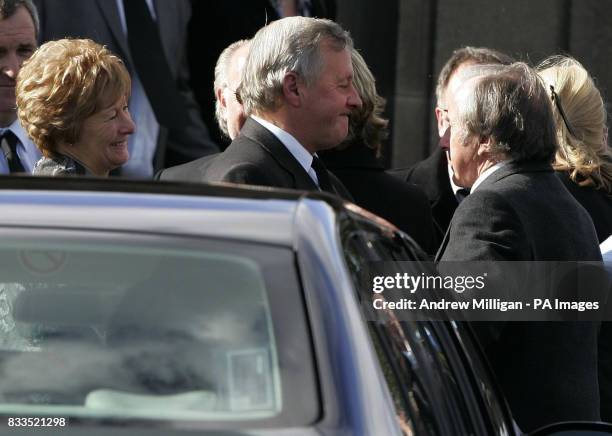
[456,188,470,203]
[1,130,25,173]
[122,0,188,129]
[311,156,334,193]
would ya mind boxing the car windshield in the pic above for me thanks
[0,229,317,427]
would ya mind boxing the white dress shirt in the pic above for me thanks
[0,120,41,174]
[251,116,322,188]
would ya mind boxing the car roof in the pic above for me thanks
[0,176,348,246]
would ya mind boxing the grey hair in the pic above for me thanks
[456,62,557,163]
[213,39,250,138]
[237,16,353,115]
[436,46,514,107]
[0,0,39,38]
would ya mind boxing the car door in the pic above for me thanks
[338,211,513,435]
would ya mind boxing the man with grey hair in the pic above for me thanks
[214,39,250,141]
[437,62,602,431]
[0,0,40,173]
[392,47,514,246]
[170,16,360,196]
[158,39,250,181]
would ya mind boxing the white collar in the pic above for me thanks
[447,162,463,195]
[471,160,512,192]
[250,115,314,175]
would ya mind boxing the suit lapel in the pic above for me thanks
[241,118,319,190]
[436,161,553,261]
[95,0,132,65]
[435,224,451,261]
[154,0,176,73]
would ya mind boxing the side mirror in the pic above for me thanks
[529,421,612,436]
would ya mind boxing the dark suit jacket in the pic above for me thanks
[390,148,457,248]
[556,172,612,423]
[557,171,612,243]
[188,0,336,147]
[162,118,351,199]
[320,146,436,254]
[34,0,218,170]
[158,153,218,181]
[438,161,602,432]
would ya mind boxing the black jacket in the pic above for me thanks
[161,118,351,200]
[390,148,457,248]
[438,161,602,432]
[557,171,612,242]
[320,146,436,254]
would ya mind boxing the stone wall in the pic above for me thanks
[337,0,612,168]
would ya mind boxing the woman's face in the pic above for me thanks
[71,94,135,176]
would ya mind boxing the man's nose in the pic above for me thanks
[1,53,21,79]
[348,84,362,109]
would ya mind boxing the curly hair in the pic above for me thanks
[537,55,612,193]
[340,49,388,156]
[16,38,131,157]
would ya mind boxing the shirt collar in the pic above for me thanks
[250,115,314,174]
[471,159,512,192]
[8,120,30,149]
[447,162,463,195]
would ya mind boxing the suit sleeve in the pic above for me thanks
[207,162,279,188]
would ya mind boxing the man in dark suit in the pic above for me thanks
[188,0,336,147]
[34,0,219,177]
[392,47,514,245]
[437,62,602,431]
[158,39,251,181]
[164,17,360,199]
[0,0,41,174]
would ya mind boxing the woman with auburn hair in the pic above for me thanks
[16,38,135,176]
[538,55,612,242]
[319,49,435,254]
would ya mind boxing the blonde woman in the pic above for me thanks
[17,38,135,176]
[538,55,612,242]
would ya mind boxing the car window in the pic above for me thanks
[0,229,317,428]
[339,214,478,435]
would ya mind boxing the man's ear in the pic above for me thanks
[282,72,301,107]
[476,135,494,156]
[216,87,227,110]
[434,106,447,137]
